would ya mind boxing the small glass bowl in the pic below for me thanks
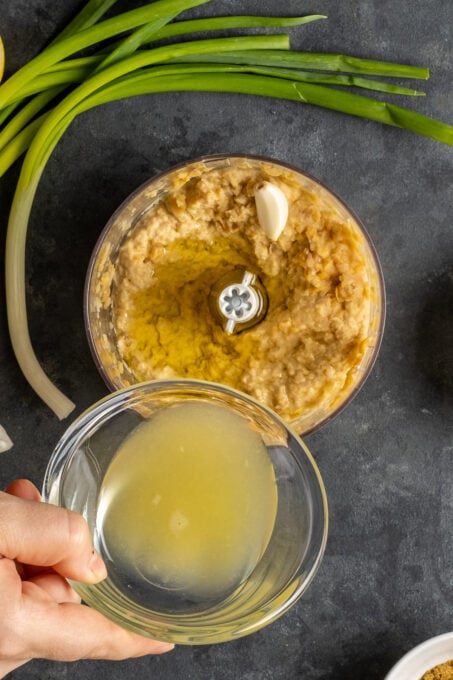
[42,379,328,645]
[84,154,385,434]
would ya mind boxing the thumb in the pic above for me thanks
[0,488,106,583]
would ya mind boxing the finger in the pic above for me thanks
[4,482,92,586]
[0,492,107,583]
[25,573,81,604]
[0,556,22,605]
[6,479,41,501]
[0,660,30,678]
[20,599,174,662]
[17,561,80,585]
[5,481,87,585]
[5,481,42,579]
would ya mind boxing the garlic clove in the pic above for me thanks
[254,181,289,241]
[0,425,13,452]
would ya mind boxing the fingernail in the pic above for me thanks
[88,548,107,581]
[158,642,175,654]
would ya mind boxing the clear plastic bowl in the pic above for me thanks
[84,154,385,434]
[42,379,328,645]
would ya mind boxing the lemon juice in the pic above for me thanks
[96,401,278,603]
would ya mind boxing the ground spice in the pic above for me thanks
[421,660,453,680]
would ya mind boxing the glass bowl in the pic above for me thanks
[84,154,385,434]
[42,379,328,645]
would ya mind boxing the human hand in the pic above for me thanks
[0,479,173,678]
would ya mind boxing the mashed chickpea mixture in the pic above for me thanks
[110,162,380,426]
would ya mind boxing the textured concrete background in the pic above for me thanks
[0,1,452,678]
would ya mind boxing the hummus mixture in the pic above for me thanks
[108,161,380,425]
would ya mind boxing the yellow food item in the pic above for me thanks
[96,401,278,599]
[109,162,380,427]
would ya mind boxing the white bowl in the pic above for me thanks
[385,632,453,680]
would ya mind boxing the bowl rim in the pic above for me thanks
[83,153,386,436]
[384,631,453,680]
[42,377,329,644]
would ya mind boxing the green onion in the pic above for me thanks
[0,65,424,177]
[125,72,446,144]
[0,14,326,122]
[4,34,291,418]
[0,14,324,166]
[0,88,65,146]
[123,14,328,47]
[72,69,451,147]
[23,35,290,177]
[12,56,427,107]
[0,63,426,179]
[172,50,430,80]
[6,174,76,418]
[1,0,452,417]
[0,116,45,176]
[48,0,121,45]
[0,101,23,127]
[0,0,214,109]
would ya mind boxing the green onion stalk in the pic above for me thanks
[1,0,452,418]
[0,14,327,152]
[5,32,292,419]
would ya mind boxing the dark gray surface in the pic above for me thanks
[1,1,452,678]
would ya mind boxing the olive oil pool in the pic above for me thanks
[96,401,278,608]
